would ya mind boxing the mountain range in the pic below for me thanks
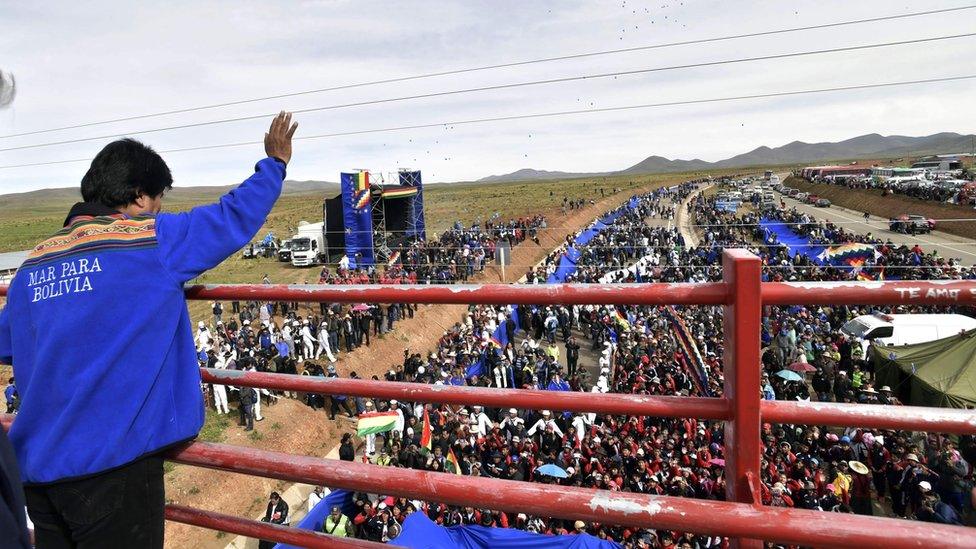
[478,132,976,182]
[2,132,973,202]
[0,179,338,211]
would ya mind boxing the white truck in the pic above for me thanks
[290,221,326,267]
[841,312,976,359]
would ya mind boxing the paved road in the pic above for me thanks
[775,173,976,266]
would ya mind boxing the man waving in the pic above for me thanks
[0,112,298,548]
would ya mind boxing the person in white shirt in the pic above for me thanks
[248,365,265,422]
[307,486,328,513]
[315,322,337,362]
[390,400,405,439]
[195,322,212,353]
[282,323,296,359]
[571,414,589,444]
[212,352,230,414]
[526,410,563,437]
[338,254,350,271]
[300,321,316,361]
[470,405,493,437]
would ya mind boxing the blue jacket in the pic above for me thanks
[0,157,285,484]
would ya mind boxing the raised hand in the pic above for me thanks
[264,111,299,165]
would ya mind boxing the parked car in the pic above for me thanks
[805,194,819,204]
[242,241,275,259]
[889,214,935,234]
[788,189,801,197]
[277,239,293,262]
[795,192,809,201]
[815,198,831,207]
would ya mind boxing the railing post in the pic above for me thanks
[722,249,763,549]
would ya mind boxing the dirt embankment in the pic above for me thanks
[163,180,682,548]
[787,177,976,240]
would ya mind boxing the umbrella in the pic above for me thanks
[708,458,725,467]
[775,370,803,382]
[788,362,816,373]
[352,304,369,312]
[536,464,568,478]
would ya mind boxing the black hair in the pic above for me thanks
[80,138,172,207]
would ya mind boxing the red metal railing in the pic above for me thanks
[2,250,976,549]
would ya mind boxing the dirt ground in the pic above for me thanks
[163,177,686,548]
[788,177,976,240]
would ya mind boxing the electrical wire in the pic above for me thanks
[4,32,974,153]
[3,5,972,140]
[2,74,974,170]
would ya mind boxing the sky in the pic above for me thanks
[0,0,974,193]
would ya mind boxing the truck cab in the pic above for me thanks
[290,221,326,267]
[841,312,976,359]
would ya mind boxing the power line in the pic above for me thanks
[2,4,972,140]
[4,32,974,153]
[1,74,973,170]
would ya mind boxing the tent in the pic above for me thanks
[872,330,976,409]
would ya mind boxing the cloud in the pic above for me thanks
[0,0,973,192]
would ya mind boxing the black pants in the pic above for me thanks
[25,456,164,549]
[240,402,254,430]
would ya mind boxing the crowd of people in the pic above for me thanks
[803,173,973,206]
[198,181,975,546]
[192,213,548,428]
[320,215,547,286]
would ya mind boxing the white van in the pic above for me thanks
[841,313,976,358]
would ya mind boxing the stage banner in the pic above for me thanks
[341,172,375,266]
[400,170,427,240]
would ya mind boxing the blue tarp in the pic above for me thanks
[760,218,825,264]
[272,489,356,549]
[546,247,581,284]
[393,511,621,549]
[547,201,643,283]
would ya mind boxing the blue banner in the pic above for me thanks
[400,170,427,240]
[393,510,621,549]
[759,218,825,264]
[341,172,375,266]
[466,309,515,378]
[272,489,356,549]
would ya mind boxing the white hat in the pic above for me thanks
[919,481,932,492]
[542,410,551,416]
[198,321,205,328]
[418,366,426,374]
[509,408,518,414]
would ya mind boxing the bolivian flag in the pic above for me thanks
[612,308,630,331]
[357,411,397,436]
[446,448,462,475]
[356,171,370,192]
[381,186,418,199]
[420,408,432,453]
